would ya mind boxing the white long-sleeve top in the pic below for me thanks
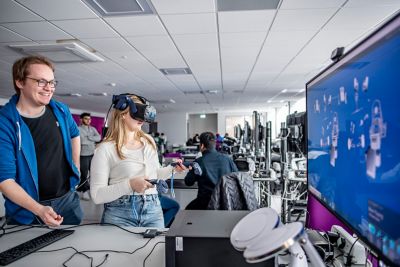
[90,138,173,204]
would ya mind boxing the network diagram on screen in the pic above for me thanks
[307,14,400,265]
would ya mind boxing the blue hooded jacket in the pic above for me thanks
[0,94,80,224]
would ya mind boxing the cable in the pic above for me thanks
[170,169,175,198]
[142,241,165,267]
[345,237,360,266]
[37,233,157,267]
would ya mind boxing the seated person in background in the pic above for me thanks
[184,132,238,210]
[159,195,179,227]
[90,94,184,227]
[193,133,200,144]
[215,133,224,151]
[186,137,194,146]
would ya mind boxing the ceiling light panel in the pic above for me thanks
[84,0,155,16]
[217,0,279,11]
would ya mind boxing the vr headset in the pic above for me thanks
[112,94,156,123]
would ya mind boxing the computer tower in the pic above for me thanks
[165,210,274,267]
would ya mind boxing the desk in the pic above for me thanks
[0,225,165,267]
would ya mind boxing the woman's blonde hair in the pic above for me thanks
[103,95,156,159]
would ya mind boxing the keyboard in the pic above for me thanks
[0,229,74,266]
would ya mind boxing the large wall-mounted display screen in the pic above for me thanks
[307,12,400,266]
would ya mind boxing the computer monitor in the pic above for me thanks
[307,11,400,266]
[234,124,243,140]
[286,111,306,155]
[243,121,252,145]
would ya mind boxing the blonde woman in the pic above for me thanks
[90,94,182,227]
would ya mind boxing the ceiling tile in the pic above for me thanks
[105,16,167,36]
[52,19,118,38]
[218,10,275,33]
[0,0,43,23]
[160,13,217,34]
[2,21,73,41]
[81,38,134,53]
[152,0,215,14]
[272,8,337,31]
[324,6,399,31]
[16,0,98,20]
[280,0,345,9]
[0,25,30,42]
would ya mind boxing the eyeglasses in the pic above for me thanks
[25,77,58,88]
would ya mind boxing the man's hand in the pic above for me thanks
[36,205,63,227]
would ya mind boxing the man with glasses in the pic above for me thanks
[78,112,101,200]
[0,56,83,226]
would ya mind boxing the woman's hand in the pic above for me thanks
[129,176,154,193]
[173,159,187,172]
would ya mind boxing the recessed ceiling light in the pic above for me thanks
[159,68,192,75]
[88,92,108,96]
[281,89,288,93]
[298,89,305,93]
[280,100,285,103]
[267,100,272,103]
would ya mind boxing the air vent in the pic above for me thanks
[84,0,155,16]
[9,42,104,63]
[88,92,108,96]
[151,99,176,104]
[217,0,279,11]
[183,91,203,95]
[55,93,82,97]
[160,68,192,75]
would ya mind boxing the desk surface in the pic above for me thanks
[0,225,165,267]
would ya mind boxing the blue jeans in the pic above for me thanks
[101,194,164,228]
[39,190,83,225]
[159,195,180,227]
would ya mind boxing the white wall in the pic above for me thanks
[188,113,217,138]
[156,112,187,146]
[217,110,255,135]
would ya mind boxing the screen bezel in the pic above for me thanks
[306,10,400,267]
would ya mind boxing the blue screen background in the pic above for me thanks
[307,22,400,264]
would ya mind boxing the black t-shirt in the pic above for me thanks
[22,106,71,200]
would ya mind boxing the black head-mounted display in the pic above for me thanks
[112,94,156,123]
